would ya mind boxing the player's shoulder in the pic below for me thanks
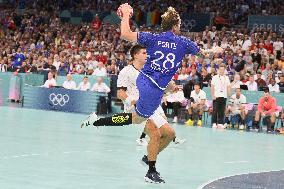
[119,65,138,75]
[119,65,132,74]
[139,31,158,39]
[178,35,196,46]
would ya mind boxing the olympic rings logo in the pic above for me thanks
[181,19,196,30]
[49,93,70,106]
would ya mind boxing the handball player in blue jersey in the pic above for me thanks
[81,4,199,183]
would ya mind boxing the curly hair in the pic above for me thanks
[161,7,181,32]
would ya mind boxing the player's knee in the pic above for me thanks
[162,125,175,140]
[146,121,161,139]
[169,128,176,140]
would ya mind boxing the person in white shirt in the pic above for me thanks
[177,67,189,81]
[268,78,280,93]
[91,77,110,94]
[211,64,231,129]
[53,54,61,70]
[209,26,217,40]
[93,61,107,77]
[0,60,7,72]
[242,36,251,51]
[225,88,247,129]
[273,38,283,59]
[42,72,57,88]
[246,75,258,91]
[63,74,76,90]
[162,86,185,123]
[77,76,91,91]
[230,74,242,91]
[185,83,206,126]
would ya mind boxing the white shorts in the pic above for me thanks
[149,106,168,129]
[125,105,168,129]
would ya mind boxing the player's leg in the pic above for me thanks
[142,112,175,184]
[81,111,146,128]
[155,105,185,145]
[157,123,175,152]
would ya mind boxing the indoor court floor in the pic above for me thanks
[1,106,284,189]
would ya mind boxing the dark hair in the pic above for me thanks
[161,7,180,32]
[264,88,270,93]
[130,45,146,59]
[84,76,88,79]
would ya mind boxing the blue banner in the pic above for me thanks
[248,15,284,33]
[181,13,210,32]
[23,86,107,114]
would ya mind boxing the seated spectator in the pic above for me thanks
[162,85,185,123]
[246,75,257,91]
[18,61,30,73]
[224,88,247,129]
[278,76,284,92]
[77,76,91,91]
[253,89,277,132]
[91,77,110,94]
[42,72,57,88]
[185,83,206,126]
[275,71,283,83]
[188,67,201,83]
[230,74,241,91]
[200,68,211,87]
[93,61,107,77]
[241,73,250,84]
[177,67,189,81]
[262,64,273,81]
[63,74,76,90]
[245,59,254,74]
[255,71,267,89]
[0,60,7,72]
[268,78,280,93]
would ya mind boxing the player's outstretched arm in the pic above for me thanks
[119,4,137,42]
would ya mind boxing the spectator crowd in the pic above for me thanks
[0,0,284,132]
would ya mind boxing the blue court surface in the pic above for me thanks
[1,106,284,189]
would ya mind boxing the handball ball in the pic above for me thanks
[117,5,133,18]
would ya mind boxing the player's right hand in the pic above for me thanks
[119,3,133,18]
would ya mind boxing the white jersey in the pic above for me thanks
[190,89,206,104]
[228,94,246,113]
[117,64,166,124]
[117,65,140,112]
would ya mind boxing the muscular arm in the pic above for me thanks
[120,6,137,42]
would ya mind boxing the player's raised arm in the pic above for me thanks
[119,4,137,42]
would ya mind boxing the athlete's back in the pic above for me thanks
[138,31,199,90]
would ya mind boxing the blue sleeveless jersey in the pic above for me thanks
[137,31,199,90]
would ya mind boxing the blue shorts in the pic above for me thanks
[135,73,164,118]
